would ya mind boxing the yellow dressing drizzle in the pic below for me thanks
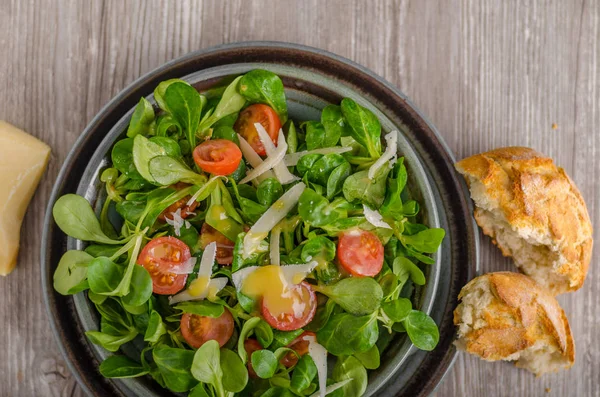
[188,276,210,297]
[241,265,304,318]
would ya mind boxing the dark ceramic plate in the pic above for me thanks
[41,42,478,397]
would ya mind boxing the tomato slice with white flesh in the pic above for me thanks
[193,139,242,176]
[337,229,384,277]
[244,339,263,378]
[280,331,316,367]
[158,183,199,222]
[234,104,281,156]
[137,236,190,295]
[199,222,234,265]
[180,309,234,349]
[261,281,317,331]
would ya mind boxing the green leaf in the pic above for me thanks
[53,250,93,295]
[284,121,298,154]
[149,136,182,158]
[298,188,343,227]
[403,310,439,351]
[127,97,155,138]
[154,78,191,112]
[315,278,383,316]
[305,299,337,332]
[99,355,148,378]
[132,134,167,183]
[326,162,351,199]
[53,194,124,244]
[163,82,203,149]
[155,114,182,137]
[85,330,137,352]
[191,340,223,384]
[296,154,323,177]
[306,154,347,187]
[340,98,382,158]
[342,167,389,208]
[199,76,247,133]
[189,384,211,397]
[381,298,412,322]
[303,121,340,150]
[122,265,152,306]
[399,228,445,254]
[332,356,368,397]
[237,317,265,363]
[380,158,408,221]
[257,178,284,207]
[148,155,206,186]
[353,344,380,370]
[271,329,304,350]
[174,301,225,317]
[154,345,198,392]
[316,313,379,356]
[111,138,144,180]
[301,236,339,284]
[251,349,278,379]
[144,310,167,343]
[239,69,288,122]
[205,204,244,242]
[290,355,317,392]
[322,104,352,138]
[220,348,249,392]
[392,257,425,285]
[87,257,124,294]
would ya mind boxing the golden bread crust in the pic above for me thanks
[455,272,575,370]
[456,147,593,294]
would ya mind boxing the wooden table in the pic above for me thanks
[1,1,598,396]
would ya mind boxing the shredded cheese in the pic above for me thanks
[238,134,274,183]
[363,204,392,229]
[242,182,306,258]
[368,130,398,180]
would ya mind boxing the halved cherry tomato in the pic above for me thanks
[244,339,263,378]
[199,223,234,265]
[261,282,317,331]
[193,139,242,175]
[180,309,234,349]
[158,182,199,222]
[337,229,384,277]
[234,104,281,156]
[137,236,190,295]
[280,331,316,367]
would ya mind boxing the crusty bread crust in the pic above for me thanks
[455,147,593,294]
[454,272,575,375]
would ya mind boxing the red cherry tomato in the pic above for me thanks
[137,236,190,295]
[158,183,199,222]
[280,331,316,367]
[180,309,234,349]
[244,339,263,378]
[234,104,281,156]
[337,229,384,277]
[193,139,242,175]
[199,223,234,265]
[261,282,317,331]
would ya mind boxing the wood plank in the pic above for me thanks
[0,1,597,396]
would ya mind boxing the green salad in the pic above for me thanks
[52,69,445,397]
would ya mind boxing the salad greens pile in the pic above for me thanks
[52,69,445,397]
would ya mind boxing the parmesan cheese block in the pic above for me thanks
[0,121,51,275]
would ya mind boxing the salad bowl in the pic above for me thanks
[41,42,478,397]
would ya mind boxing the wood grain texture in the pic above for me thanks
[0,1,598,396]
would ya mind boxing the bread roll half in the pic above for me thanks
[454,272,575,375]
[456,147,593,294]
